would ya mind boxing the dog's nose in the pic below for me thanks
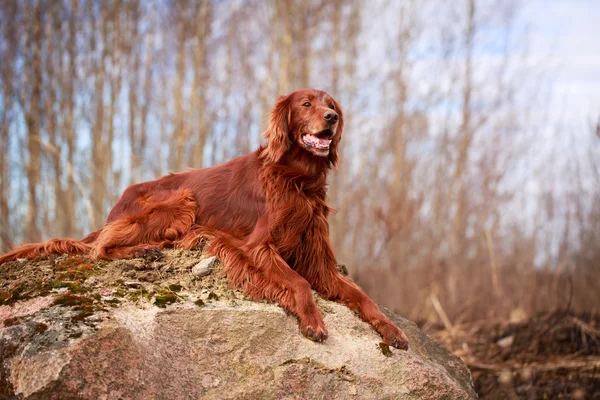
[323,111,339,124]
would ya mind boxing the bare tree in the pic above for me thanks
[23,0,44,242]
[59,0,79,238]
[190,0,211,168]
[0,1,19,250]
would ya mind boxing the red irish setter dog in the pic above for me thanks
[0,89,409,350]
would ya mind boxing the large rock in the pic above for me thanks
[0,249,476,399]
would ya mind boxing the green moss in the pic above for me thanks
[53,257,96,285]
[167,284,183,292]
[56,271,88,281]
[279,358,356,382]
[0,285,24,306]
[52,282,88,293]
[379,342,392,357]
[95,259,109,268]
[154,292,177,308]
[113,288,128,298]
[52,293,93,307]
[55,257,86,268]
[104,298,121,307]
[124,287,153,303]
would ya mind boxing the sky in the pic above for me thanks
[510,0,600,259]
[523,0,600,128]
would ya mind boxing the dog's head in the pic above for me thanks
[262,89,344,167]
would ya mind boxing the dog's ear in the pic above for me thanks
[329,97,344,168]
[262,94,292,164]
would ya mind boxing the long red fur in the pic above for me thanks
[0,89,409,349]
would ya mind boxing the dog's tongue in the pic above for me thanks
[304,134,331,149]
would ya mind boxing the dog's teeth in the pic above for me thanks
[303,134,330,150]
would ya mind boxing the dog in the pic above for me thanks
[0,89,409,349]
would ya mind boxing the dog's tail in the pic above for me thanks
[0,230,101,265]
[0,188,200,265]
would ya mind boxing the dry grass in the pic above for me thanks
[355,262,598,326]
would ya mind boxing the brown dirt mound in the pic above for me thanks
[424,312,600,399]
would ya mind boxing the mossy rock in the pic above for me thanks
[0,247,476,399]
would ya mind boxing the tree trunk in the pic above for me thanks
[90,0,109,229]
[24,0,43,243]
[191,0,211,168]
[172,2,188,171]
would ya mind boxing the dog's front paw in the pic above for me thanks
[380,323,409,351]
[300,320,328,343]
[133,246,164,261]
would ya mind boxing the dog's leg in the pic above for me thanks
[104,243,165,260]
[251,243,328,341]
[315,273,409,350]
[208,232,328,342]
[173,226,208,250]
[299,234,409,350]
[90,188,197,259]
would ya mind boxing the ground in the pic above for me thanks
[424,312,600,399]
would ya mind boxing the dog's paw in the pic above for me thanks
[133,246,164,261]
[380,323,409,351]
[300,321,328,343]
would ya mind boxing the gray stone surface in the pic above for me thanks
[192,256,218,277]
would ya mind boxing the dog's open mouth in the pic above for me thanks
[302,130,332,151]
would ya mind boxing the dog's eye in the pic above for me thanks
[303,102,311,107]
[329,104,335,110]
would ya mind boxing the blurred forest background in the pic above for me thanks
[0,0,599,326]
